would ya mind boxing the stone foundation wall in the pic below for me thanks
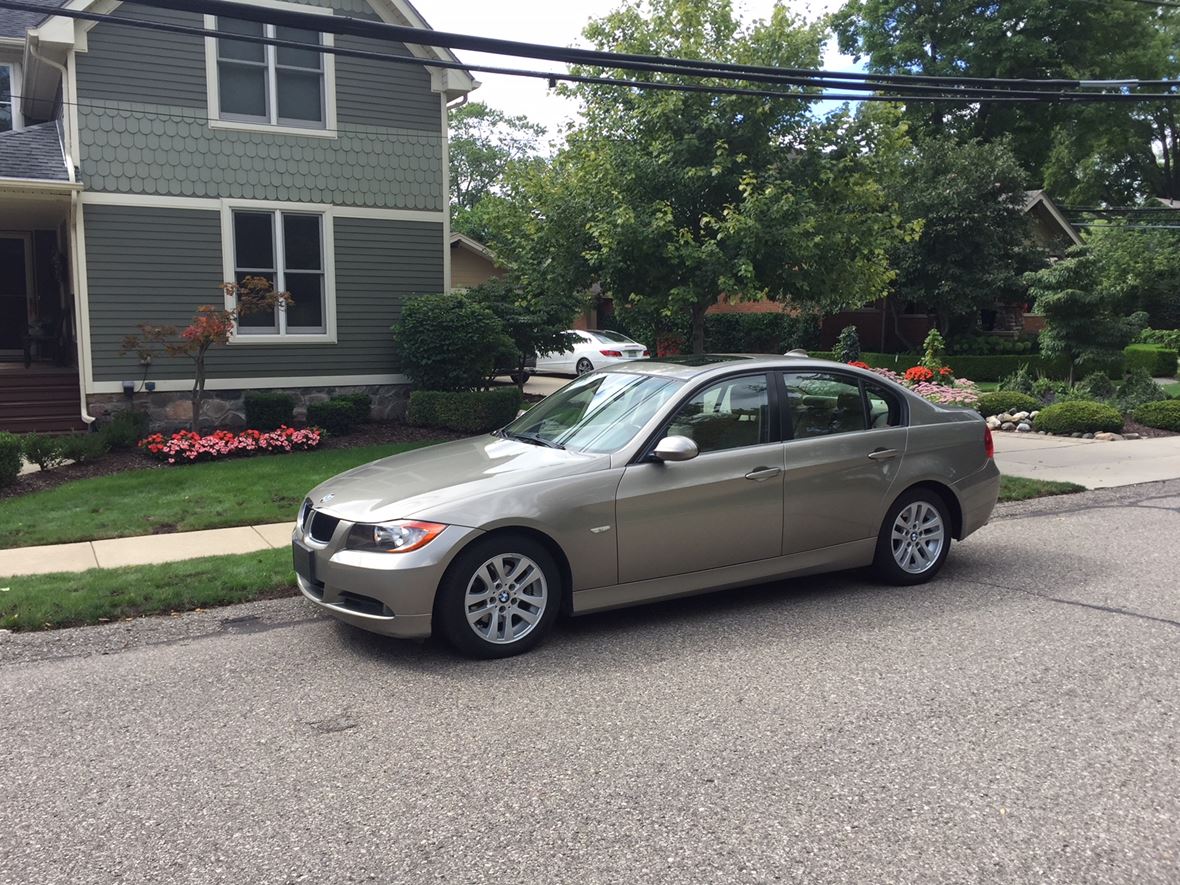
[87,383,411,432]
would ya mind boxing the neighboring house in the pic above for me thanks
[0,0,474,432]
[448,231,503,290]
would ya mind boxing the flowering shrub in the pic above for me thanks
[904,365,935,383]
[140,425,322,464]
[867,365,978,408]
[847,360,871,369]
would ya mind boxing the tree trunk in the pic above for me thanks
[191,349,206,431]
[690,302,708,354]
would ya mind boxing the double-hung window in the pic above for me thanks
[213,16,329,129]
[0,64,16,132]
[231,209,328,338]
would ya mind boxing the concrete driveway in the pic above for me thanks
[2,482,1179,884]
[995,432,1180,488]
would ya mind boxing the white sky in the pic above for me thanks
[417,0,860,139]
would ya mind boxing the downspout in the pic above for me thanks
[30,37,95,424]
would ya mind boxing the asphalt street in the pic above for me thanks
[2,481,1178,885]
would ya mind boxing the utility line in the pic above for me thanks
[3,0,1179,103]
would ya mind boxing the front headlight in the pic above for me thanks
[347,520,446,553]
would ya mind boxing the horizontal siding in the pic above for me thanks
[76,4,207,108]
[85,205,444,383]
[337,34,440,133]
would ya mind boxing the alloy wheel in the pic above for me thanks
[464,553,549,645]
[576,358,593,375]
[890,501,945,574]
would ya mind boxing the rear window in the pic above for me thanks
[589,330,634,344]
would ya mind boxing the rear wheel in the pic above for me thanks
[575,357,594,376]
[434,535,560,659]
[872,489,951,585]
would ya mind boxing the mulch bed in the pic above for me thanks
[0,422,468,501]
[1122,418,1178,440]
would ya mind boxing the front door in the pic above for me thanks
[0,234,32,353]
[615,373,784,583]
[779,370,908,555]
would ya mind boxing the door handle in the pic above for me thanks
[868,448,900,461]
[745,466,782,481]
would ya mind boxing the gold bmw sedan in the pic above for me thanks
[293,355,999,658]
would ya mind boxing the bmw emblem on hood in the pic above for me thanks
[319,493,336,505]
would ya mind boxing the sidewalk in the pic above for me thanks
[994,432,1180,488]
[0,522,294,578]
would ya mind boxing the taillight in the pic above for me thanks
[600,350,623,357]
[642,349,650,356]
[984,425,995,460]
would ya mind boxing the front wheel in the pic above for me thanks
[434,535,561,659]
[872,489,951,585]
[575,357,594,376]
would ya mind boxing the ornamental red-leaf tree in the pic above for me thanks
[121,276,291,431]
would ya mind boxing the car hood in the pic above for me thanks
[306,435,608,525]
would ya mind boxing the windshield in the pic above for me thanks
[588,330,635,344]
[502,373,682,454]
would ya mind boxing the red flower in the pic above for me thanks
[847,360,871,369]
[904,366,935,383]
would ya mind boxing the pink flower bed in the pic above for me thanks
[139,426,322,464]
[860,365,980,408]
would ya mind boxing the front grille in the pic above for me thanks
[309,510,341,544]
[337,591,392,617]
[299,499,312,530]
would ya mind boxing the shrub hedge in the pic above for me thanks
[306,399,358,436]
[1140,328,1180,351]
[976,391,1039,416]
[336,392,372,423]
[1034,401,1124,435]
[1123,344,1178,378]
[243,391,295,430]
[59,432,111,464]
[807,350,1089,381]
[21,433,67,471]
[0,431,21,488]
[408,387,523,433]
[99,409,149,450]
[1132,400,1180,432]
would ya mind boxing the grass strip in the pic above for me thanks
[0,548,296,632]
[0,441,438,549]
[998,475,1085,502]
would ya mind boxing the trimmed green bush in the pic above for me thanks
[243,391,295,430]
[408,387,523,433]
[99,409,149,450]
[0,432,21,488]
[1115,368,1168,413]
[1133,400,1180,432]
[1034,401,1124,435]
[59,432,111,464]
[834,325,861,363]
[306,399,357,436]
[336,392,372,423]
[1123,344,1178,378]
[976,391,1039,416]
[392,292,512,391]
[21,433,67,471]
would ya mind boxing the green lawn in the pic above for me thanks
[998,475,1085,502]
[1,441,438,550]
[0,548,295,631]
[1163,381,1180,398]
[974,381,1000,392]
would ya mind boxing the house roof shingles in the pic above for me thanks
[0,120,70,181]
[0,0,63,38]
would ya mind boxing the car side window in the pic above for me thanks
[864,381,904,429]
[781,372,866,439]
[665,374,770,454]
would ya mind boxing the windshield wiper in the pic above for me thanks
[499,429,565,449]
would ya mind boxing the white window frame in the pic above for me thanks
[0,61,22,132]
[203,0,337,139]
[220,199,337,345]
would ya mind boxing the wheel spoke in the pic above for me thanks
[464,553,549,645]
[513,604,538,625]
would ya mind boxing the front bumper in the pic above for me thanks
[291,516,482,638]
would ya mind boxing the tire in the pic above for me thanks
[510,371,528,386]
[872,488,952,586]
[434,534,561,659]
[575,358,594,376]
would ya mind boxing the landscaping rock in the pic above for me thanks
[1124,433,1141,440]
[1072,432,1083,438]
[1012,411,1030,422]
[1083,433,1095,439]
[1017,422,1032,432]
[1001,422,1016,432]
[986,416,1002,430]
[1094,432,1124,442]
[1030,411,1039,419]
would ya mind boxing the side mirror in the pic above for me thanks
[651,435,699,463]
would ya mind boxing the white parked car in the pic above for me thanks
[534,329,650,376]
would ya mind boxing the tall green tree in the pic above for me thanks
[1024,245,1146,383]
[448,101,546,241]
[1085,224,1180,329]
[485,0,906,353]
[884,133,1046,337]
[833,0,1174,203]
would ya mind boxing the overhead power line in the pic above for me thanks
[2,0,1178,104]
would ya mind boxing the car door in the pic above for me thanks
[779,371,908,555]
[535,330,574,373]
[615,373,785,583]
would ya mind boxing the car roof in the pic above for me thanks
[599,353,857,381]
